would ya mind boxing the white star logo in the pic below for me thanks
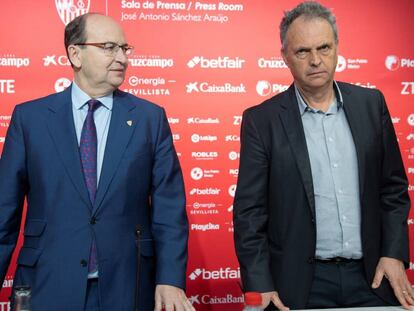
[189,295,200,305]
[186,82,199,93]
[43,55,57,66]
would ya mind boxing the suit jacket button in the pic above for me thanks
[90,217,97,225]
[307,257,314,264]
[80,259,88,267]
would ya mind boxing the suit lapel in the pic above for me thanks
[279,86,316,217]
[46,86,92,209]
[93,90,137,214]
[341,84,366,199]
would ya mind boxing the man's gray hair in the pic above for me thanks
[280,1,338,51]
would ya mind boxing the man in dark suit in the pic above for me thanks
[0,13,194,311]
[233,2,412,310]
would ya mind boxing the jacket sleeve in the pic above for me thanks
[233,109,275,292]
[0,105,28,283]
[378,90,411,266]
[150,107,188,289]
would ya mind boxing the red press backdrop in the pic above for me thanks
[0,0,413,310]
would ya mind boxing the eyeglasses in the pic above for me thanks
[75,42,134,56]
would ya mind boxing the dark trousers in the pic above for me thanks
[306,260,388,308]
[84,279,100,311]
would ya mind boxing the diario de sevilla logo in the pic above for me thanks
[55,0,90,25]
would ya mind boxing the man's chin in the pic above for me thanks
[110,77,125,89]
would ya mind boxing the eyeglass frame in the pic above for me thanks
[74,42,134,56]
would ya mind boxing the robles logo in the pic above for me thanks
[55,0,90,25]
[191,151,219,160]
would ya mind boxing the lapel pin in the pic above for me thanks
[127,120,133,126]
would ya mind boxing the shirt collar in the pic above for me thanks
[295,81,343,116]
[71,81,113,111]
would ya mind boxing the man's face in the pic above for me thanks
[282,16,338,92]
[74,15,129,94]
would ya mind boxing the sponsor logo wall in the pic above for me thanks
[0,1,413,309]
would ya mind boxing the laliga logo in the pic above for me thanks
[54,78,71,92]
[336,55,347,72]
[385,55,400,71]
[55,0,90,25]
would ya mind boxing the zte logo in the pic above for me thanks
[0,80,15,94]
[401,82,414,95]
[233,116,242,125]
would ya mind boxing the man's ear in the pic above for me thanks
[67,45,82,69]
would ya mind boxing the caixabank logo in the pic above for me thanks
[186,82,246,94]
[189,294,244,306]
[55,0,90,25]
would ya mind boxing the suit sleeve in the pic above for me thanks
[150,108,188,289]
[0,105,28,283]
[378,90,410,266]
[233,109,275,292]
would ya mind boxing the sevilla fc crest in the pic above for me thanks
[55,0,90,25]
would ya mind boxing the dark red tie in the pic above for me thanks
[79,99,101,273]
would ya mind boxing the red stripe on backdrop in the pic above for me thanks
[0,1,413,310]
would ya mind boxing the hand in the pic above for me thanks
[154,284,195,311]
[372,257,414,310]
[261,291,289,310]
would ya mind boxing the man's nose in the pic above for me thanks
[309,50,322,66]
[114,48,128,65]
